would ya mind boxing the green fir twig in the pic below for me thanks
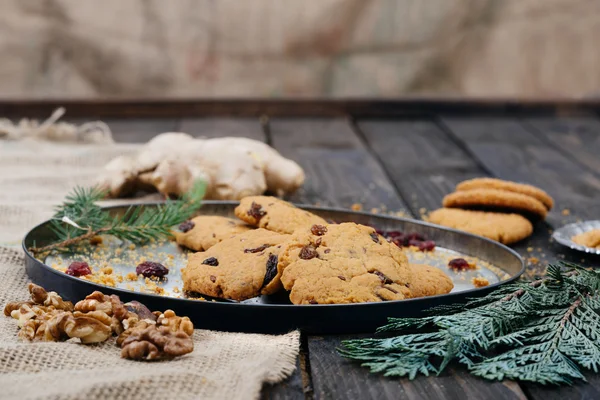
[29,181,206,254]
[339,263,600,385]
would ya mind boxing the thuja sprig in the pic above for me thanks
[339,263,600,385]
[29,181,206,254]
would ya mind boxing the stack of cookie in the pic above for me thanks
[178,196,453,304]
[428,178,554,245]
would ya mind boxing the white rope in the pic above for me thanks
[0,107,114,144]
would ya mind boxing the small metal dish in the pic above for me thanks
[552,220,600,255]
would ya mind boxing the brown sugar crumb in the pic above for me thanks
[100,267,113,275]
[89,236,103,245]
[351,203,363,211]
[562,209,571,216]
[472,276,490,288]
[528,256,540,264]
[126,272,138,281]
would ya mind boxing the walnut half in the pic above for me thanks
[121,325,193,361]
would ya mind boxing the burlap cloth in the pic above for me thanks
[0,141,300,400]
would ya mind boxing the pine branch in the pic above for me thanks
[29,181,206,254]
[339,263,600,385]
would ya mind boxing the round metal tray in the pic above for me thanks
[23,201,524,334]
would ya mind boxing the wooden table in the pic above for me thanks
[3,99,600,400]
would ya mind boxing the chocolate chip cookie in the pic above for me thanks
[407,264,454,298]
[182,229,290,301]
[427,208,533,244]
[278,223,412,304]
[235,196,327,234]
[456,178,553,210]
[442,188,548,219]
[175,216,252,251]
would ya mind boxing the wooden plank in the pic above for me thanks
[261,356,307,400]
[525,116,600,176]
[179,117,266,141]
[2,99,599,119]
[269,118,410,213]
[98,118,179,143]
[309,336,526,400]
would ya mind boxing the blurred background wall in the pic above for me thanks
[0,0,598,99]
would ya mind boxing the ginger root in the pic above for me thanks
[96,132,305,200]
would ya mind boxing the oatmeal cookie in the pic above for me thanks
[175,216,251,251]
[442,188,548,219]
[427,208,533,244]
[407,264,454,298]
[278,223,412,304]
[182,229,290,301]
[572,229,600,249]
[456,178,553,210]
[234,196,327,234]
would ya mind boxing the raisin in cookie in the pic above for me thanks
[182,229,289,301]
[427,208,533,244]
[407,264,453,298]
[175,216,251,251]
[456,178,553,210]
[278,223,412,304]
[442,188,548,220]
[235,196,327,234]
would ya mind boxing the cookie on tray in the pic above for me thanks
[572,229,600,249]
[235,196,327,234]
[278,223,412,304]
[442,188,548,220]
[182,229,290,301]
[427,208,533,244]
[456,178,553,210]
[407,264,454,298]
[175,216,252,251]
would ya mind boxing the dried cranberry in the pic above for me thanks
[209,275,216,283]
[386,231,403,238]
[448,258,471,271]
[375,229,385,236]
[244,244,271,253]
[247,202,266,221]
[408,239,422,247]
[263,254,278,287]
[372,270,393,284]
[338,275,346,281]
[309,300,318,304]
[66,261,91,277]
[324,248,331,254]
[311,224,328,236]
[370,232,380,244]
[202,257,219,266]
[299,245,318,260]
[178,220,195,233]
[419,240,436,252]
[136,261,169,279]
[407,233,426,242]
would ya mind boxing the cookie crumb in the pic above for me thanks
[351,203,363,211]
[472,276,490,288]
[528,256,540,264]
[562,209,571,216]
[527,247,533,252]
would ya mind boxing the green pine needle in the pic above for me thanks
[31,180,206,254]
[339,263,600,386]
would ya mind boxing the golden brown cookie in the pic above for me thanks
[442,189,547,220]
[407,264,454,298]
[572,229,600,249]
[174,216,252,251]
[456,178,554,210]
[278,223,412,304]
[235,196,327,234]
[427,208,533,244]
[182,229,290,301]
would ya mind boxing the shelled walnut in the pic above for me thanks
[4,283,195,362]
[121,325,194,361]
